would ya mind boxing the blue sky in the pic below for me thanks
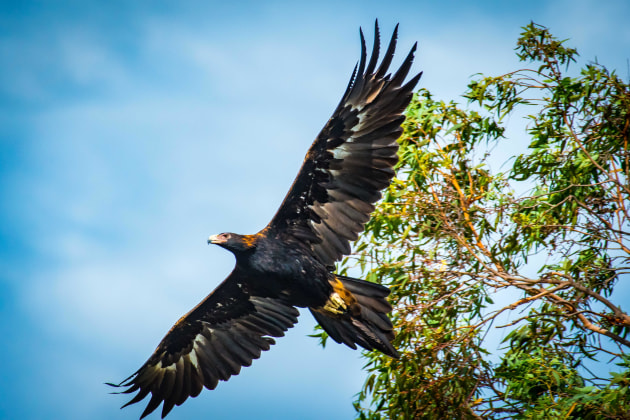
[1,1,629,419]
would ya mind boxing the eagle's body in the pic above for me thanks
[111,22,421,419]
[218,232,331,308]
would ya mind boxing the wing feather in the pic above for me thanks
[265,21,421,266]
[109,269,299,418]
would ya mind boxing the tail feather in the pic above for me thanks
[310,275,398,358]
[339,276,393,314]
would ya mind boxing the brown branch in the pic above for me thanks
[546,271,630,326]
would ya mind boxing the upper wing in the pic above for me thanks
[109,269,299,419]
[265,22,422,266]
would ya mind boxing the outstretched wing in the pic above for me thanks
[266,21,422,266]
[109,269,299,419]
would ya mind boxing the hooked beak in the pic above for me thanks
[207,234,219,245]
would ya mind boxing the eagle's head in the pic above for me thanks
[208,232,257,253]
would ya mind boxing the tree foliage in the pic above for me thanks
[339,22,630,419]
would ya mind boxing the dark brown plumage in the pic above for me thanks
[109,21,421,419]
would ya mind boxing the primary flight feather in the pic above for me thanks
[109,21,421,419]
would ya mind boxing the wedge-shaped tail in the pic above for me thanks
[310,275,398,358]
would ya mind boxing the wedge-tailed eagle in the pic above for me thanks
[109,21,421,418]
